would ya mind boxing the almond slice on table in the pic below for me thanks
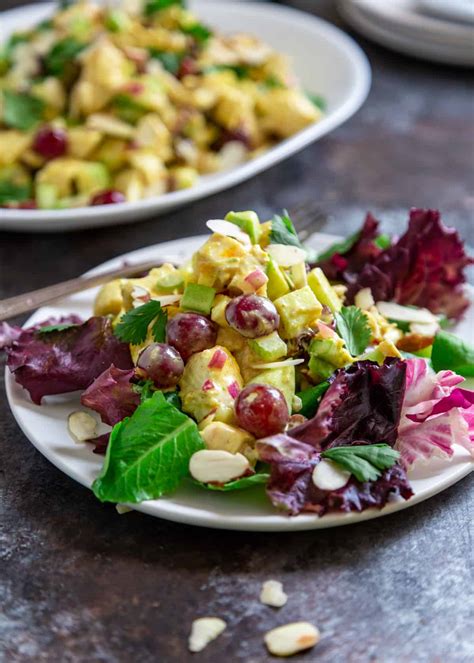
[264,622,320,657]
[260,580,288,608]
[188,617,227,653]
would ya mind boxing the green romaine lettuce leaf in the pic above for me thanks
[195,471,269,492]
[92,391,204,503]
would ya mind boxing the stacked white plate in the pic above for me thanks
[338,0,474,66]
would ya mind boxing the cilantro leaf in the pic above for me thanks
[322,444,400,483]
[195,471,270,492]
[335,305,371,356]
[296,381,330,418]
[37,323,80,334]
[0,179,32,204]
[114,300,167,345]
[43,37,86,76]
[92,391,204,503]
[270,211,303,248]
[431,330,474,377]
[2,90,45,131]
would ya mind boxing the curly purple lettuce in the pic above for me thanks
[345,209,473,320]
[81,365,140,426]
[4,317,133,404]
[257,436,413,516]
[290,359,407,451]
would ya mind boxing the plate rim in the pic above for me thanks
[0,0,371,230]
[4,231,473,531]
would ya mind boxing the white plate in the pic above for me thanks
[338,0,474,66]
[418,0,474,25]
[5,232,473,530]
[0,0,370,232]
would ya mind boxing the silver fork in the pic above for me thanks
[0,201,327,321]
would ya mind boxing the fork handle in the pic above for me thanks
[0,259,164,322]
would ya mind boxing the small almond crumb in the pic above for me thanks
[260,580,288,608]
[264,622,320,657]
[115,504,133,515]
[188,617,226,653]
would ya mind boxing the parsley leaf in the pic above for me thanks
[2,90,45,131]
[335,305,371,356]
[322,444,400,483]
[114,300,168,345]
[92,391,204,503]
[43,37,86,76]
[270,211,303,248]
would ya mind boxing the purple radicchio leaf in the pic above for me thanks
[5,316,133,404]
[345,208,473,320]
[81,365,140,426]
[0,316,82,351]
[290,359,407,451]
[256,436,413,516]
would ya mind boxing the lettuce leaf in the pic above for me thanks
[431,330,474,377]
[396,358,474,468]
[345,209,473,320]
[81,365,140,426]
[290,359,407,451]
[256,435,412,516]
[195,471,270,492]
[92,391,204,503]
[5,317,132,404]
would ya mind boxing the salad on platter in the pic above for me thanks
[0,0,322,210]
[1,208,473,517]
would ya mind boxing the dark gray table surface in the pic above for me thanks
[1,1,473,661]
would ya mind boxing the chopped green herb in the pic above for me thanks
[43,37,86,76]
[182,22,212,44]
[374,233,391,250]
[148,49,184,75]
[112,94,146,124]
[145,0,184,16]
[296,381,330,418]
[261,75,284,89]
[431,330,474,377]
[322,444,400,483]
[114,300,168,345]
[306,92,326,111]
[335,306,371,357]
[2,90,45,131]
[204,64,250,79]
[92,391,204,503]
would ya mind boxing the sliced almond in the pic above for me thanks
[68,411,98,443]
[260,580,288,608]
[266,244,307,267]
[206,219,251,247]
[376,301,438,325]
[188,617,226,653]
[354,287,374,310]
[189,449,250,484]
[251,358,304,370]
[312,459,351,491]
[264,622,320,657]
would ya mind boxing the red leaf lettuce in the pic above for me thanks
[81,365,140,426]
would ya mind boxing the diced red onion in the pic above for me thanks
[202,379,215,391]
[208,349,227,369]
[227,381,240,399]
